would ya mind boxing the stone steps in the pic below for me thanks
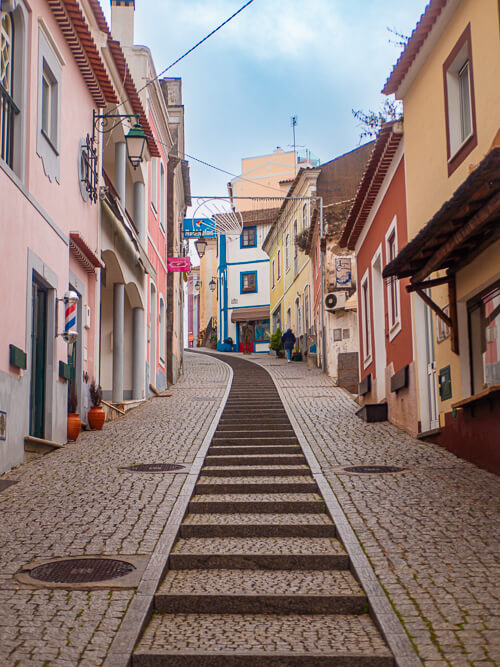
[132,354,393,666]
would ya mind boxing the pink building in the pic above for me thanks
[340,122,416,434]
[0,0,114,472]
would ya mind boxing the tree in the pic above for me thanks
[352,98,403,141]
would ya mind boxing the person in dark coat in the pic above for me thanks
[281,328,296,362]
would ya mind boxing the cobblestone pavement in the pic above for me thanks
[0,352,228,666]
[242,352,500,667]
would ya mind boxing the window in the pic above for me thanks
[277,249,281,280]
[385,220,401,339]
[0,11,16,167]
[286,307,291,330]
[361,272,372,365]
[293,220,298,274]
[436,305,450,343]
[37,28,62,182]
[443,24,477,175]
[159,161,165,229]
[468,281,500,395]
[272,258,275,288]
[240,271,257,293]
[285,234,290,272]
[159,297,165,363]
[241,226,256,248]
[254,319,270,342]
[151,158,157,212]
[304,286,309,335]
[295,297,301,335]
[302,203,308,230]
[272,306,281,331]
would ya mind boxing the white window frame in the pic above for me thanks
[285,233,290,272]
[37,26,62,182]
[150,158,157,213]
[360,268,372,368]
[277,249,281,280]
[302,203,308,231]
[159,160,165,230]
[385,216,401,341]
[272,258,275,289]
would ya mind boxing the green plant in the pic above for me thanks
[89,380,103,407]
[270,327,283,352]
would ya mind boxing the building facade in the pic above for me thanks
[382,0,500,473]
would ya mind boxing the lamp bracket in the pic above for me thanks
[92,110,140,141]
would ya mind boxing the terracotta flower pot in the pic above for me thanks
[67,413,81,441]
[88,406,105,430]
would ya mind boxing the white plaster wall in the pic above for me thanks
[324,309,359,381]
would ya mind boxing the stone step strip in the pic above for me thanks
[180,512,336,538]
[189,492,325,514]
[204,454,306,466]
[208,445,301,455]
[194,476,317,495]
[133,613,394,666]
[200,465,311,477]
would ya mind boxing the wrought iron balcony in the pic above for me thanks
[0,83,20,168]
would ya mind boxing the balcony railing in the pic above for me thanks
[1,83,20,168]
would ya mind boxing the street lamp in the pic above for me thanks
[209,277,216,292]
[93,110,147,170]
[194,237,207,258]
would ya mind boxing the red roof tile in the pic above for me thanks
[382,0,448,95]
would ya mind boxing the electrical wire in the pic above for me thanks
[108,0,255,115]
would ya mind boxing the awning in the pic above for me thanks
[70,232,105,273]
[383,147,500,283]
[231,306,270,323]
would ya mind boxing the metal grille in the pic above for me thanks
[123,463,186,472]
[26,558,135,583]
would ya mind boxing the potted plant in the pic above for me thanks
[209,333,218,349]
[269,327,283,357]
[67,387,81,441]
[88,380,105,430]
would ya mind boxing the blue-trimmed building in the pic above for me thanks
[217,208,280,353]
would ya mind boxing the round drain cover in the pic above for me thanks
[27,558,136,583]
[343,465,406,474]
[123,463,186,473]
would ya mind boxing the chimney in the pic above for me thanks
[111,0,135,47]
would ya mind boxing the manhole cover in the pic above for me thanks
[342,465,407,474]
[25,558,135,583]
[122,463,186,473]
[0,480,18,492]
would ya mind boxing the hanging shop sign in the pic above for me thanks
[167,257,191,272]
[182,218,217,239]
[335,257,352,288]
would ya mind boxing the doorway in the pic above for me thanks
[371,251,387,401]
[30,279,47,438]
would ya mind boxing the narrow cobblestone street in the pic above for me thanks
[0,350,499,665]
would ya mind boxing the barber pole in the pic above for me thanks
[63,291,79,342]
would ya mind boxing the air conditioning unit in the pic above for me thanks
[325,291,346,312]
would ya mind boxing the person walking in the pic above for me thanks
[281,328,296,363]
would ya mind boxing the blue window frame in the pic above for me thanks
[240,226,257,248]
[240,271,257,293]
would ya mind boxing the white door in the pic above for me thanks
[371,252,387,401]
[424,299,439,430]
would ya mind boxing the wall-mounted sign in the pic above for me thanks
[167,257,191,272]
[182,218,216,239]
[335,257,352,288]
[0,411,6,441]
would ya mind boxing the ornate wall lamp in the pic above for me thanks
[92,110,147,169]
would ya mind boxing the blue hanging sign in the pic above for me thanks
[183,218,216,239]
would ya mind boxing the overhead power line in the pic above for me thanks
[109,0,255,114]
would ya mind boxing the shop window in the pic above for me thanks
[240,271,257,293]
[443,24,477,176]
[468,282,500,395]
[254,319,270,342]
[241,226,256,248]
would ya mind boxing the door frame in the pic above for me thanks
[371,246,387,402]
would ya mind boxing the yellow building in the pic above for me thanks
[263,169,320,354]
[383,0,500,473]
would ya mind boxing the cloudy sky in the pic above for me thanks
[102,0,425,198]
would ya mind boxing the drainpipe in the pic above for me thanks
[319,196,326,373]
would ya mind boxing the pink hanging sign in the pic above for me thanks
[167,257,191,272]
